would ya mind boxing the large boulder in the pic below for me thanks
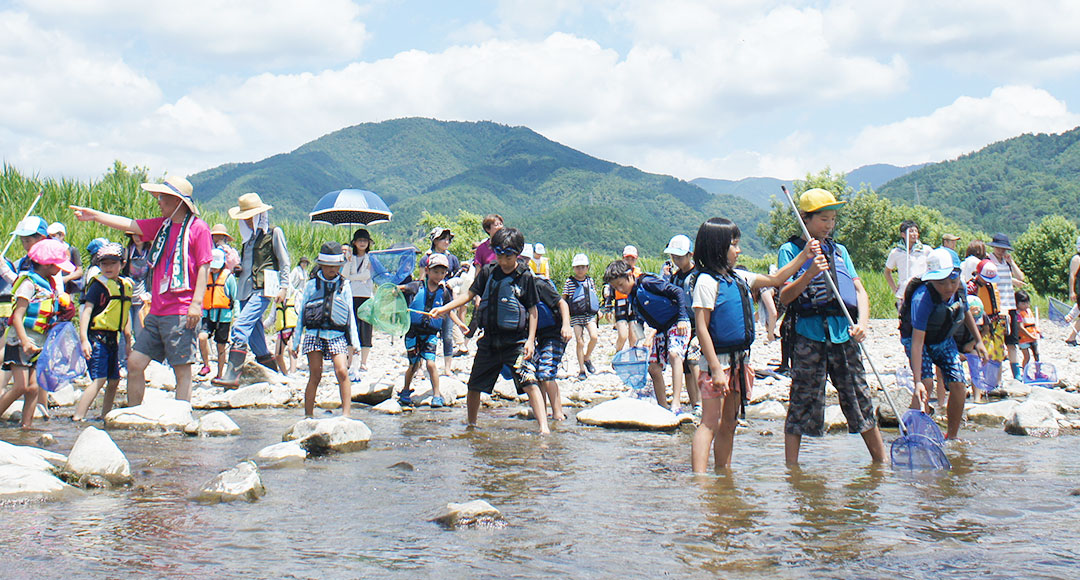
[282,416,372,454]
[63,426,132,487]
[252,441,307,468]
[104,399,193,431]
[227,382,293,408]
[410,376,469,406]
[48,384,81,407]
[0,440,67,470]
[196,461,266,503]
[190,387,231,410]
[143,361,177,389]
[351,379,394,405]
[875,387,911,427]
[1027,386,1080,416]
[239,361,287,386]
[745,400,787,421]
[183,411,241,437]
[1004,400,1060,437]
[431,500,505,529]
[0,464,79,502]
[965,400,1020,427]
[576,397,681,431]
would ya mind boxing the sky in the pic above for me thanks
[2,0,1080,185]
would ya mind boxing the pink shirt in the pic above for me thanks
[137,216,214,316]
[473,239,496,267]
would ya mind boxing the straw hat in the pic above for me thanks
[141,175,199,215]
[210,223,233,240]
[228,192,273,220]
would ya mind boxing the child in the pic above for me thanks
[529,243,550,279]
[968,259,1006,390]
[662,234,703,416]
[430,228,548,434]
[198,249,238,380]
[1015,290,1041,374]
[0,239,75,428]
[691,218,825,472]
[602,257,690,411]
[74,243,134,421]
[777,188,887,465]
[273,290,298,375]
[525,276,573,421]
[563,253,600,380]
[398,253,466,407]
[293,242,360,418]
[901,248,989,439]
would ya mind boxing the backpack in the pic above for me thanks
[632,274,680,331]
[302,275,348,332]
[478,266,528,333]
[787,236,858,318]
[669,268,699,326]
[535,278,560,331]
[568,277,599,316]
[707,272,755,354]
[898,278,966,344]
[408,282,446,335]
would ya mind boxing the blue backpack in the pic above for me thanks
[534,278,560,331]
[479,267,528,333]
[569,278,600,316]
[707,272,755,354]
[632,274,680,331]
[408,283,445,334]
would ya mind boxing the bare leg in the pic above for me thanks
[524,384,550,434]
[861,426,887,463]
[215,342,228,378]
[427,360,441,399]
[125,351,151,406]
[101,379,120,417]
[584,319,598,362]
[784,433,802,465]
[173,364,193,402]
[0,368,30,422]
[542,379,564,421]
[360,346,370,370]
[648,362,667,408]
[466,390,481,427]
[304,352,323,417]
[574,325,587,373]
[331,353,351,416]
[712,390,741,468]
[685,366,701,408]
[669,353,685,412]
[691,396,722,472]
[944,382,966,439]
[74,378,106,421]
[198,332,210,368]
[614,320,628,353]
[403,362,419,392]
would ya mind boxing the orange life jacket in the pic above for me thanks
[204,269,232,310]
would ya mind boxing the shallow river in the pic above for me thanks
[2,406,1078,579]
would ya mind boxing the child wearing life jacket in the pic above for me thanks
[777,188,887,465]
[1015,290,1042,375]
[429,228,547,433]
[293,242,360,418]
[602,257,690,412]
[563,254,600,381]
[662,234,703,417]
[74,243,133,421]
[611,245,645,353]
[690,218,825,472]
[522,275,573,422]
[198,249,238,381]
[900,248,988,440]
[397,253,466,408]
[0,239,75,428]
[273,287,298,375]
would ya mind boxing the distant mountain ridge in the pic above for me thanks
[188,118,769,256]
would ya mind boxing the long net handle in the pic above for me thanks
[0,190,45,263]
[780,186,908,436]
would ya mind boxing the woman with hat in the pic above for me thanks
[419,227,461,375]
[71,174,214,405]
[987,233,1028,380]
[213,192,291,387]
[343,228,375,375]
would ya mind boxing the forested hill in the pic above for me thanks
[188,117,767,256]
[875,126,1080,237]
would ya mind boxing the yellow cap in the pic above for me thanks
[798,188,845,213]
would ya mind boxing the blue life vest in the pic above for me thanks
[632,274,680,331]
[409,283,445,334]
[788,236,858,318]
[302,275,349,332]
[898,279,966,344]
[479,267,528,333]
[569,278,599,316]
[668,268,699,326]
[707,272,755,354]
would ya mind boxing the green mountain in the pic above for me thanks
[189,117,768,256]
[846,163,927,190]
[875,127,1080,236]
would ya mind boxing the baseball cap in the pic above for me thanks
[209,248,226,270]
[922,248,960,281]
[572,253,589,267]
[534,243,546,255]
[522,244,533,259]
[622,245,638,258]
[798,188,845,213]
[94,242,124,263]
[27,239,75,273]
[426,253,449,269]
[975,259,998,283]
[13,216,48,237]
[663,234,692,256]
[47,222,66,236]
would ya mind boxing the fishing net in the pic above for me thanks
[901,409,945,446]
[965,354,1001,392]
[1047,296,1071,327]
[356,283,410,337]
[36,322,86,392]
[895,366,915,393]
[1023,361,1058,386]
[370,247,418,286]
[612,347,649,391]
[891,433,951,471]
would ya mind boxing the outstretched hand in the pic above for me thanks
[70,205,98,222]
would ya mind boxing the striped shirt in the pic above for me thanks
[988,254,1016,311]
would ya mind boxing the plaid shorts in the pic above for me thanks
[649,324,690,367]
[901,336,966,384]
[301,333,349,360]
[528,336,567,381]
[406,333,439,365]
[786,333,877,437]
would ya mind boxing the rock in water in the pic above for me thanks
[196,461,266,503]
[36,434,57,447]
[252,441,307,468]
[227,382,293,408]
[965,400,1019,427]
[824,405,847,434]
[1004,400,1060,437]
[745,400,787,421]
[63,426,132,487]
[183,411,241,437]
[371,399,403,415]
[431,500,505,529]
[575,397,681,431]
[351,380,393,405]
[282,416,372,454]
[0,441,67,471]
[104,400,194,431]
[0,464,79,502]
[48,384,80,407]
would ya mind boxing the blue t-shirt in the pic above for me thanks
[777,239,859,344]
[908,283,966,333]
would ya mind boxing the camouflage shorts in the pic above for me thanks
[785,333,877,437]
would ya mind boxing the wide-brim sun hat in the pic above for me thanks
[664,234,692,256]
[228,192,273,220]
[987,233,1012,250]
[28,239,75,273]
[572,253,589,267]
[798,188,846,213]
[210,223,233,240]
[316,241,345,266]
[428,227,453,241]
[923,247,960,282]
[141,175,199,215]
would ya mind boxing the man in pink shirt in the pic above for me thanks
[71,175,213,404]
[471,213,503,267]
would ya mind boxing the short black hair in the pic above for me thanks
[1015,290,1031,304]
[603,259,633,285]
[491,227,524,254]
[900,220,919,234]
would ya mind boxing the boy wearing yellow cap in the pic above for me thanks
[777,188,887,465]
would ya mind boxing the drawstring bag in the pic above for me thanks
[36,321,87,392]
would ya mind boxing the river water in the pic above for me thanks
[2,406,1078,579]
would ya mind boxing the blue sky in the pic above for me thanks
[2,0,1079,183]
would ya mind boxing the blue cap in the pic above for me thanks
[13,216,47,237]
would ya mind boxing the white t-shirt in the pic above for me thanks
[693,270,757,369]
[885,244,931,299]
[344,253,373,298]
[960,255,981,284]
[989,254,1016,311]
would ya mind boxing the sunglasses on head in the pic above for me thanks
[492,246,519,256]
